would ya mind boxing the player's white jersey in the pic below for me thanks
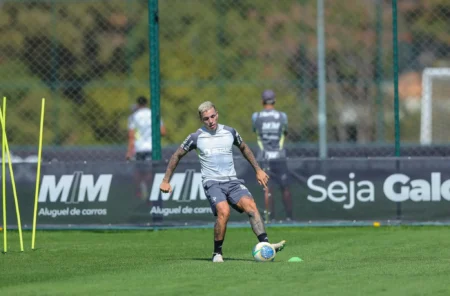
[128,107,154,153]
[181,124,243,184]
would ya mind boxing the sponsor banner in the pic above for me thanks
[287,158,450,221]
[1,158,450,228]
[0,162,137,226]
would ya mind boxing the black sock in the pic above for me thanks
[257,233,269,243]
[214,240,224,254]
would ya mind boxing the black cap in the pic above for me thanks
[261,89,276,104]
[136,96,148,106]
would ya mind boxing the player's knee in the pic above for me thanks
[217,210,230,221]
[240,196,257,213]
[216,202,230,220]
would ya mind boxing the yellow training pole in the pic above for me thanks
[0,97,24,252]
[2,97,6,253]
[32,98,45,250]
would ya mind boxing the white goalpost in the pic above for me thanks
[420,67,450,145]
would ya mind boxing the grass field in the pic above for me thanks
[1,226,450,295]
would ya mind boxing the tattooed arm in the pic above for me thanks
[239,141,269,188]
[239,141,261,172]
[160,132,198,193]
[163,147,188,182]
[160,147,188,193]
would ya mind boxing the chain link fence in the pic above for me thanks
[0,0,449,161]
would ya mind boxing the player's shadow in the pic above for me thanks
[190,257,254,262]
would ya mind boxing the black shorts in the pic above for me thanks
[135,152,152,173]
[263,159,290,188]
[135,152,152,161]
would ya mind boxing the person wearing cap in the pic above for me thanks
[127,96,167,201]
[252,90,293,222]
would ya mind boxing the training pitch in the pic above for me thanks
[1,226,449,295]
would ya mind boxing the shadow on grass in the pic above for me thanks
[190,257,254,262]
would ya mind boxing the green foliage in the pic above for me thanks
[409,0,450,44]
[0,61,79,146]
[0,0,449,146]
[82,78,131,144]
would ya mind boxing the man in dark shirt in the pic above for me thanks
[252,90,293,222]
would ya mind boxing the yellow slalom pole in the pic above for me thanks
[2,97,6,253]
[32,98,45,250]
[0,97,24,252]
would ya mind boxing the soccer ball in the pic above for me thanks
[252,242,276,262]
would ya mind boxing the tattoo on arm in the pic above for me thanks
[163,147,188,182]
[248,210,266,236]
[239,142,261,171]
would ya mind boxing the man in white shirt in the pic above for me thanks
[127,96,166,201]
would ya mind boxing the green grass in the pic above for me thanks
[1,227,450,295]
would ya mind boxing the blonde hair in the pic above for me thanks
[198,101,216,119]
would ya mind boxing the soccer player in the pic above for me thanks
[252,90,293,222]
[127,96,167,200]
[159,101,286,262]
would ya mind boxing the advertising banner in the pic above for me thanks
[1,158,450,228]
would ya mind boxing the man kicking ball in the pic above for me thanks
[159,101,286,262]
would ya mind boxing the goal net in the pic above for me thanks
[420,68,450,145]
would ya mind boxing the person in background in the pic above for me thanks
[252,90,293,222]
[127,96,166,202]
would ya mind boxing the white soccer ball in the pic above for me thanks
[252,242,276,262]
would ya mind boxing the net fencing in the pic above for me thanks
[157,0,396,157]
[0,0,449,161]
